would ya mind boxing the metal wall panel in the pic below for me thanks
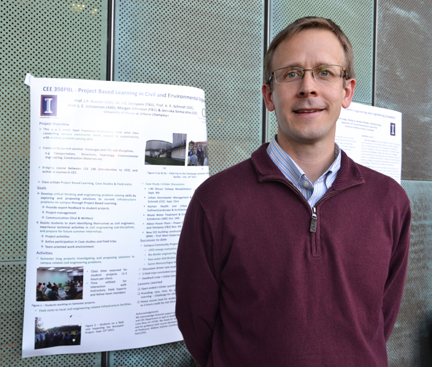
[1,0,107,365]
[267,0,374,141]
[114,0,264,176]
[112,1,263,363]
[108,342,194,367]
[376,0,432,181]
[387,181,432,366]
[1,0,108,261]
[377,2,432,365]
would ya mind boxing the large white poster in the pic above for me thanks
[23,75,209,357]
[336,102,402,183]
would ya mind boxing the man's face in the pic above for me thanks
[262,29,356,151]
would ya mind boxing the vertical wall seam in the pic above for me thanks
[372,0,378,106]
[262,0,270,143]
[102,351,109,367]
[104,3,114,364]
[107,0,115,81]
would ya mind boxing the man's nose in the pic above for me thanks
[297,70,317,96]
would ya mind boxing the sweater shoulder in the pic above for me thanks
[355,161,410,206]
[356,162,400,187]
[198,158,255,190]
[193,158,257,206]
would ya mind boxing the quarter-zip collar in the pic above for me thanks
[267,135,342,207]
[251,143,365,194]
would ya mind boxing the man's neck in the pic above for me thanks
[277,138,336,184]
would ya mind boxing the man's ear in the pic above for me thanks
[342,78,356,108]
[262,83,275,112]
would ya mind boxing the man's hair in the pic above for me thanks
[264,16,355,86]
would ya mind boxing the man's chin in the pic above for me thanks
[277,128,336,147]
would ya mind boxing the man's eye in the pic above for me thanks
[283,70,300,79]
[317,68,333,77]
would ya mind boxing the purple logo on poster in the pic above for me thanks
[390,122,396,136]
[41,95,57,116]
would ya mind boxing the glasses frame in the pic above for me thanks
[268,64,347,85]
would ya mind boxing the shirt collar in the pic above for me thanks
[267,135,341,189]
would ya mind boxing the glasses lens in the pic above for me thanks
[273,65,344,84]
[313,65,343,82]
[274,67,303,84]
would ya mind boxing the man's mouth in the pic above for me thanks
[294,109,324,114]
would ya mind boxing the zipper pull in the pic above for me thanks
[310,207,317,233]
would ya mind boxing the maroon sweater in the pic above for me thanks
[176,144,411,367]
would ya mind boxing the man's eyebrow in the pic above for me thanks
[275,63,326,70]
[274,64,301,70]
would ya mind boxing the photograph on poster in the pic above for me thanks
[36,267,83,302]
[187,140,208,166]
[145,133,187,166]
[35,317,81,349]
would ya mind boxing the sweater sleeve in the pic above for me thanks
[176,194,219,367]
[382,199,411,341]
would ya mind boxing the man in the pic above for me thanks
[47,286,57,300]
[67,282,78,299]
[44,285,52,297]
[176,17,411,367]
[189,151,198,166]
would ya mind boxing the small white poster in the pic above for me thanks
[22,75,209,357]
[336,102,402,183]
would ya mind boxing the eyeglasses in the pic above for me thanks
[269,65,347,85]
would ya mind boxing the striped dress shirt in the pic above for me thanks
[266,135,341,208]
